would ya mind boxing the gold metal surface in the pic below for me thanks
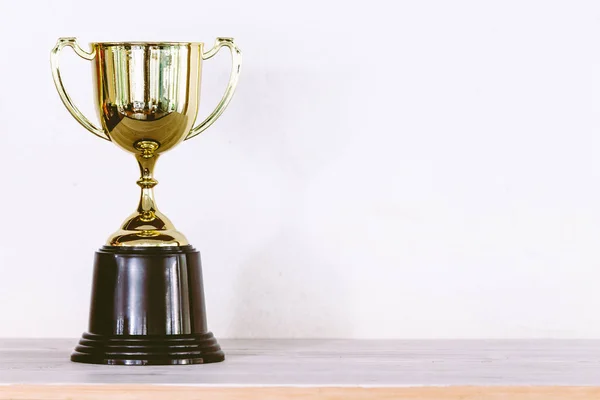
[186,38,242,140]
[50,38,110,141]
[51,37,242,246]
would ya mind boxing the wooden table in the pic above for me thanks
[0,339,598,399]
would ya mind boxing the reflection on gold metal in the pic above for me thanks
[51,37,242,247]
[134,140,160,159]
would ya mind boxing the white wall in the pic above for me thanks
[0,0,599,338]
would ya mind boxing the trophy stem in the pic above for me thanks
[135,152,159,221]
[106,139,188,246]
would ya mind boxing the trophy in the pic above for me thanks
[50,37,241,365]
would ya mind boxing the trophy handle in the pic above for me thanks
[50,37,111,141]
[185,38,242,141]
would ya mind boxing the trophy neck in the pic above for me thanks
[106,151,189,247]
[136,153,159,219]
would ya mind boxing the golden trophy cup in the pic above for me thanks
[51,37,241,365]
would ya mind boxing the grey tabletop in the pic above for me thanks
[0,339,599,386]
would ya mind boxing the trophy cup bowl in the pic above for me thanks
[51,38,241,365]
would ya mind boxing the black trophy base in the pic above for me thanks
[71,245,224,365]
[71,332,224,365]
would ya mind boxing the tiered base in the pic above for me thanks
[71,332,224,365]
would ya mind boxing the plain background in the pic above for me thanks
[0,0,599,338]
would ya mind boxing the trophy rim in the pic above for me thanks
[91,41,204,46]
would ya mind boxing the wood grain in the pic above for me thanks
[1,339,600,399]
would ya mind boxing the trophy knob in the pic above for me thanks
[134,139,160,159]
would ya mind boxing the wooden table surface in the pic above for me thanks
[0,339,599,399]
